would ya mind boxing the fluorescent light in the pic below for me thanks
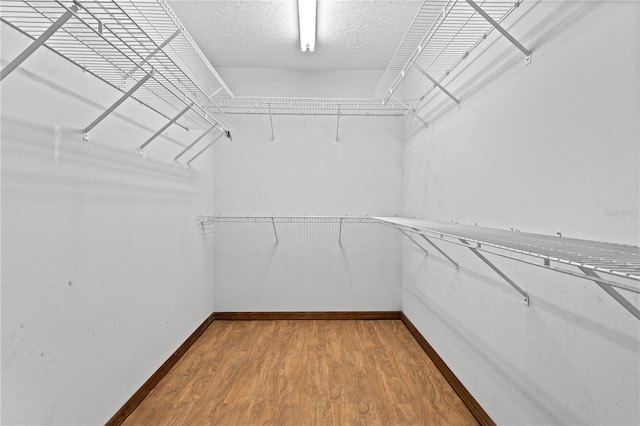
[298,0,317,52]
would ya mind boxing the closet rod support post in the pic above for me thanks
[461,238,529,305]
[465,0,531,63]
[139,102,194,152]
[1,4,80,81]
[579,267,640,321]
[83,72,153,140]
[412,63,461,108]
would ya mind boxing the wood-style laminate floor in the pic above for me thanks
[124,320,477,425]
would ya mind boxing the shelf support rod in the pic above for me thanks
[392,96,428,129]
[399,229,429,257]
[139,102,195,152]
[123,29,180,80]
[268,103,275,142]
[175,127,221,162]
[186,135,223,168]
[338,218,343,247]
[335,105,341,143]
[579,267,640,321]
[461,238,529,305]
[83,71,153,140]
[412,63,461,108]
[465,0,531,63]
[271,217,279,246]
[419,234,459,269]
[1,3,80,81]
[207,88,241,132]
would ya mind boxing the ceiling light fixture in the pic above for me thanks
[298,0,317,52]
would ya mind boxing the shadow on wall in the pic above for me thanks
[210,221,403,311]
[404,284,568,424]
[2,114,207,202]
[405,0,599,136]
[0,63,190,150]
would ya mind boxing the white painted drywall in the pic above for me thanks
[402,1,640,424]
[212,220,402,311]
[211,69,405,312]
[1,24,217,425]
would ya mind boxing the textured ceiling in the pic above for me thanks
[167,0,422,70]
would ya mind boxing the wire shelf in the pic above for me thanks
[1,0,233,131]
[376,217,640,282]
[199,216,380,224]
[208,97,411,117]
[373,0,522,101]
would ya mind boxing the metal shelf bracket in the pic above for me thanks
[460,238,530,305]
[139,102,195,153]
[174,126,220,163]
[399,229,430,257]
[420,234,459,270]
[1,4,80,81]
[335,105,341,143]
[185,137,218,169]
[271,217,279,246]
[579,267,640,321]
[268,103,275,143]
[412,63,461,109]
[84,71,153,141]
[338,218,343,247]
[465,0,532,64]
[392,96,428,129]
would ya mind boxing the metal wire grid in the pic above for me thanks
[372,0,520,101]
[199,216,380,224]
[376,217,640,282]
[0,0,232,131]
[207,97,412,117]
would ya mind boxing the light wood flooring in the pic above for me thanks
[123,320,477,425]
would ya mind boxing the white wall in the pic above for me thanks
[211,69,405,311]
[212,220,402,311]
[402,1,640,424]
[1,24,217,424]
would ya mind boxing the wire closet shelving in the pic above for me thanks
[1,0,531,162]
[0,0,235,161]
[200,215,640,321]
[373,0,530,119]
